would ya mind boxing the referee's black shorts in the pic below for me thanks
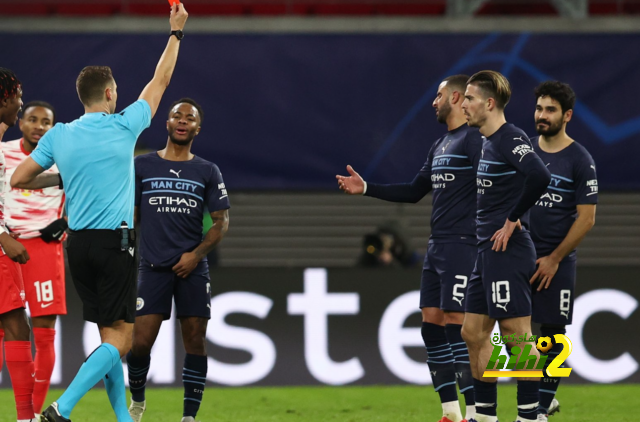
[66,229,137,325]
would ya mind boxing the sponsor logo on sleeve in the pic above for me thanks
[512,141,534,162]
[218,182,228,199]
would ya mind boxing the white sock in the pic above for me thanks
[442,400,464,421]
[465,404,476,419]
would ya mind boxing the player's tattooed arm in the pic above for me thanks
[172,209,230,278]
[530,204,596,290]
[11,157,61,189]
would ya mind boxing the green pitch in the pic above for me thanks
[0,384,636,422]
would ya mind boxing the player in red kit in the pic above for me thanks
[2,100,67,420]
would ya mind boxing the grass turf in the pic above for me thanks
[0,384,636,421]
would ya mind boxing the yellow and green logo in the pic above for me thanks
[482,333,573,378]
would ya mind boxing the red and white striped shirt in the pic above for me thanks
[0,145,6,235]
[3,139,65,238]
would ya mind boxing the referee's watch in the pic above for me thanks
[170,30,184,41]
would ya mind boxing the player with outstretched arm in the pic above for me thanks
[337,74,481,422]
[11,4,189,421]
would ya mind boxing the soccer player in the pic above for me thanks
[126,98,230,422]
[460,70,551,422]
[0,67,37,422]
[528,81,597,421]
[11,4,189,422]
[1,101,67,419]
[337,74,481,422]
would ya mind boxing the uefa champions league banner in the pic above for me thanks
[1,32,640,190]
[0,266,638,388]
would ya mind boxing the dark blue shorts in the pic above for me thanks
[532,255,576,325]
[136,257,211,320]
[420,242,477,312]
[465,234,537,319]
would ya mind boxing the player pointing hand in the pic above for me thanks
[336,165,366,195]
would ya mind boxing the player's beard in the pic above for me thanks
[536,119,562,137]
[436,101,452,124]
[169,135,193,146]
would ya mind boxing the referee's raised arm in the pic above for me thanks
[139,2,188,118]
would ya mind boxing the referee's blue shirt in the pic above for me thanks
[31,99,151,230]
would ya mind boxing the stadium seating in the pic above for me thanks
[218,192,640,267]
[0,0,638,16]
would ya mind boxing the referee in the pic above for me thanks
[11,4,189,422]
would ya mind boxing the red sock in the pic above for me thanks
[5,341,35,420]
[33,328,56,414]
[0,328,5,373]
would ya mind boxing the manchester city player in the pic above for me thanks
[529,81,597,421]
[127,98,230,422]
[460,70,550,422]
[337,74,482,422]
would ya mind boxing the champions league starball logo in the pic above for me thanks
[482,332,573,378]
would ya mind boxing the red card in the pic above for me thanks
[168,0,180,6]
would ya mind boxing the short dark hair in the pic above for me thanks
[0,67,21,101]
[22,100,56,123]
[534,81,576,114]
[442,74,469,94]
[467,70,511,109]
[76,66,114,106]
[169,98,204,124]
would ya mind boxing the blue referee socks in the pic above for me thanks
[104,358,131,422]
[57,343,121,419]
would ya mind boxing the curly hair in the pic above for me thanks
[0,67,22,100]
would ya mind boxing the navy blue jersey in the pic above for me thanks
[530,138,598,256]
[135,152,231,267]
[476,123,548,248]
[419,124,483,243]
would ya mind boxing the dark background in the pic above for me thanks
[1,32,639,189]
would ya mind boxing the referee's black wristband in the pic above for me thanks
[58,174,63,189]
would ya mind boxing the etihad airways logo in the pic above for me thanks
[149,196,197,214]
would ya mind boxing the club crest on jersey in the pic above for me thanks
[136,297,145,311]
